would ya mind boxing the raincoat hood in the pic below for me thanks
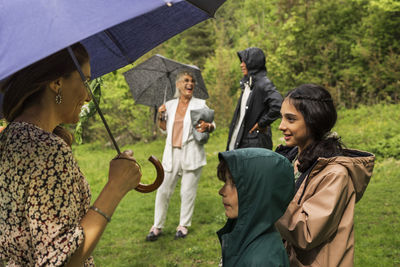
[217,148,294,266]
[237,47,267,76]
[275,146,375,267]
[276,145,375,203]
[312,149,374,202]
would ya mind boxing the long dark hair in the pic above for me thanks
[286,84,343,172]
[1,43,89,145]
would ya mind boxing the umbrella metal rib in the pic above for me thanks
[104,30,132,66]
[134,70,178,104]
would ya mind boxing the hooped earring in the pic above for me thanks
[55,88,62,104]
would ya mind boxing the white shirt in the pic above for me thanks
[229,80,251,150]
[161,97,215,171]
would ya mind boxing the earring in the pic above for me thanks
[55,88,62,104]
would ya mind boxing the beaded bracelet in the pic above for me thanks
[89,206,111,222]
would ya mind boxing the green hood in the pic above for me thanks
[217,148,294,266]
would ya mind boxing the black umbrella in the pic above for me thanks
[123,54,208,121]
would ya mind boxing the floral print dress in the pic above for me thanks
[0,122,94,266]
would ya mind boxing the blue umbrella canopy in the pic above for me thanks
[0,0,224,81]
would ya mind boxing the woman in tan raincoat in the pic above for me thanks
[275,84,375,267]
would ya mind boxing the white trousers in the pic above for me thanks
[153,147,202,228]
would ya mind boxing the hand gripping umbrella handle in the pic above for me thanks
[135,155,164,193]
[67,47,164,194]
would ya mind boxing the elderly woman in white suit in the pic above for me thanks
[146,70,215,241]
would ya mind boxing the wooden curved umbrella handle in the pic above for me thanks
[135,155,164,193]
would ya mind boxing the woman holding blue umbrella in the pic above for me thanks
[0,43,141,266]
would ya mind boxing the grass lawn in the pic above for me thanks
[73,104,400,266]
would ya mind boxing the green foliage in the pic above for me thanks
[354,158,400,266]
[75,78,103,145]
[334,104,400,159]
[82,69,156,145]
[370,0,400,12]
[72,104,399,266]
[79,0,399,144]
[203,45,240,128]
[157,20,216,69]
[205,0,400,108]
[181,20,216,69]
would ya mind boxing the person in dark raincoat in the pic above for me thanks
[216,148,294,266]
[227,47,282,151]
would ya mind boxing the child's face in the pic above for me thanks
[219,172,238,219]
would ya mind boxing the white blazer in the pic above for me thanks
[161,97,215,172]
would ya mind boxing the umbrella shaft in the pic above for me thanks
[67,47,121,154]
[86,83,121,154]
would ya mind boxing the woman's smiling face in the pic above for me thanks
[279,98,313,152]
[177,74,195,99]
[57,62,91,124]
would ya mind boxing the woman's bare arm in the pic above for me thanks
[66,151,141,266]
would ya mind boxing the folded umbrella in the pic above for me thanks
[190,107,214,145]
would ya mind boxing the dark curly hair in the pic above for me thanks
[286,84,344,172]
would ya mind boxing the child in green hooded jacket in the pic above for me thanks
[217,148,294,267]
